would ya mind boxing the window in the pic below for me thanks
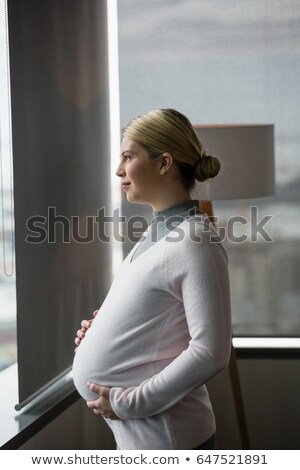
[2,0,112,408]
[2,0,299,415]
[117,0,300,337]
[0,0,17,372]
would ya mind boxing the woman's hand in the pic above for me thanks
[86,383,120,420]
[74,309,99,353]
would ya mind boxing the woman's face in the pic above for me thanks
[116,137,163,206]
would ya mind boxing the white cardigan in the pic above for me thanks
[72,215,232,449]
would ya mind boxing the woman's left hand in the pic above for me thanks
[86,383,120,420]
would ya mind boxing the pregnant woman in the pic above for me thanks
[72,108,232,450]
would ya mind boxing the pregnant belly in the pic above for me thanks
[72,314,157,401]
[72,276,184,401]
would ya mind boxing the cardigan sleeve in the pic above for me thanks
[109,218,232,420]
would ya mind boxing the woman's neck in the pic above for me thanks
[150,190,192,212]
[153,199,199,218]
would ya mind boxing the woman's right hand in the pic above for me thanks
[74,309,99,353]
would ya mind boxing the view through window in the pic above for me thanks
[0,0,16,371]
[117,0,300,337]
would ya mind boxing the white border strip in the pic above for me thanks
[107,0,121,209]
[107,0,122,274]
[232,337,300,349]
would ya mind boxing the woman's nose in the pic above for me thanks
[116,163,124,176]
[115,161,125,177]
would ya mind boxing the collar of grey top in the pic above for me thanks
[131,200,204,262]
[152,199,202,221]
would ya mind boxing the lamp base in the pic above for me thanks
[199,199,251,450]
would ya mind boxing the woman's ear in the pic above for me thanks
[159,153,173,174]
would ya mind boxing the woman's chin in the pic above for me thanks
[126,191,137,202]
[125,190,148,205]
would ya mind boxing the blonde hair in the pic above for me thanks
[122,109,220,190]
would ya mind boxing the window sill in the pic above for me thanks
[233,337,300,359]
[0,363,79,449]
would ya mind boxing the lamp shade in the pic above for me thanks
[193,125,275,200]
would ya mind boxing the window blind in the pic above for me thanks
[8,0,112,405]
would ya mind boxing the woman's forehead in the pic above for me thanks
[120,137,141,154]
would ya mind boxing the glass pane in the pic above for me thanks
[0,0,17,370]
[118,0,300,336]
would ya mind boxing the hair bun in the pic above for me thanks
[194,152,221,182]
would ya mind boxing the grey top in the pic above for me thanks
[132,199,202,261]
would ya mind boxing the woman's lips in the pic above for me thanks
[121,183,131,191]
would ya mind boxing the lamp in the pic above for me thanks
[193,124,275,449]
[194,124,274,200]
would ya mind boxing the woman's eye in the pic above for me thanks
[124,155,131,161]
